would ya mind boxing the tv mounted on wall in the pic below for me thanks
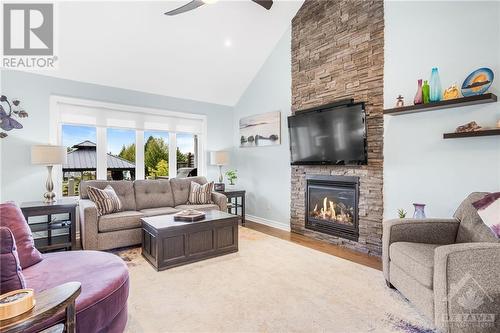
[288,100,367,165]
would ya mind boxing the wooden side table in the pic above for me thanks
[216,189,246,225]
[20,199,78,252]
[0,282,81,333]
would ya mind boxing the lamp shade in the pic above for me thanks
[210,151,229,166]
[31,145,67,165]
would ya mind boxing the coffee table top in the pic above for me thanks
[141,210,236,230]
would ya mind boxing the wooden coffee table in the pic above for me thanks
[141,210,238,271]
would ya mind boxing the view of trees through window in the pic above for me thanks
[61,124,98,197]
[143,132,169,178]
[62,125,199,196]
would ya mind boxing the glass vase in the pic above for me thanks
[429,67,442,102]
[422,80,430,104]
[413,203,426,219]
[414,79,423,105]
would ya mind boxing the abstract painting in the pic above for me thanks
[239,111,281,147]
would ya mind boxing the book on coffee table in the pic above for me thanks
[173,209,206,222]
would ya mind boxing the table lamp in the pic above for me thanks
[31,145,67,203]
[210,151,229,191]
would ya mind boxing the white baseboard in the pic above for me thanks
[246,214,291,232]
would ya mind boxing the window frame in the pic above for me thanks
[50,96,207,198]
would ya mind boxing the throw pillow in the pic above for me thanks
[0,202,43,269]
[87,185,123,216]
[0,227,27,294]
[188,181,214,204]
[472,192,500,238]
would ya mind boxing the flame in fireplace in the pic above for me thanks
[310,197,353,225]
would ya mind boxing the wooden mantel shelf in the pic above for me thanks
[384,93,497,116]
[443,128,500,139]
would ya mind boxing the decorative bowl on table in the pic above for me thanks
[174,209,206,222]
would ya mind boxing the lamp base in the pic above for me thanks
[43,191,56,203]
[43,165,56,203]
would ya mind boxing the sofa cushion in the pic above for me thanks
[87,185,123,216]
[0,202,43,269]
[80,180,136,211]
[134,180,175,210]
[454,192,499,243]
[99,211,143,233]
[175,204,220,212]
[170,176,208,206]
[23,250,129,333]
[188,181,214,204]
[0,227,26,294]
[389,242,440,289]
[140,207,179,217]
[472,192,500,239]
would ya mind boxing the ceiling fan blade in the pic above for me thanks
[251,0,273,10]
[165,0,205,16]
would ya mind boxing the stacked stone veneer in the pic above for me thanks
[290,0,384,255]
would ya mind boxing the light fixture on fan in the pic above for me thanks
[165,0,273,16]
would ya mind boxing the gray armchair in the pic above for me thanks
[383,193,500,333]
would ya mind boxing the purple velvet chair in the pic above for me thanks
[0,202,129,333]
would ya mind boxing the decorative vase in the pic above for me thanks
[396,95,404,107]
[414,79,423,105]
[429,67,442,102]
[422,80,430,104]
[413,203,426,219]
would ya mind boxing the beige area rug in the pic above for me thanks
[115,227,435,333]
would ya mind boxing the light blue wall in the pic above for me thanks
[232,29,292,228]
[0,70,234,203]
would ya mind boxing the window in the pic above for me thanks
[61,124,97,197]
[53,96,207,197]
[107,128,136,180]
[144,131,169,179]
[177,133,198,171]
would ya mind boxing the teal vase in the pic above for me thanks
[429,67,442,102]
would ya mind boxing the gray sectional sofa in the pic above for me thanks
[78,176,227,251]
[383,193,500,332]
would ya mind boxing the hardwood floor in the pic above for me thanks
[243,220,382,271]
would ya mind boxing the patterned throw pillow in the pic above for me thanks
[472,192,500,238]
[188,181,214,204]
[87,185,123,216]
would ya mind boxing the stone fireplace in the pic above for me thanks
[306,175,359,241]
[290,0,384,255]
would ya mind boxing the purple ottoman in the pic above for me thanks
[23,250,129,333]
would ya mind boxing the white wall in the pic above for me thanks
[0,70,234,203]
[232,29,292,229]
[384,1,500,219]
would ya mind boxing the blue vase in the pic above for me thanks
[430,67,442,102]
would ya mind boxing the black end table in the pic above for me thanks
[20,199,78,252]
[215,188,246,225]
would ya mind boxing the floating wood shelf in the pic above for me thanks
[443,128,500,139]
[384,93,497,116]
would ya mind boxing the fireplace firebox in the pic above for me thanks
[305,175,359,241]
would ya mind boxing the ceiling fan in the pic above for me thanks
[165,0,273,16]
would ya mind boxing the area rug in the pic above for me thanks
[114,227,435,333]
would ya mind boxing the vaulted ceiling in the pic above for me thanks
[41,0,304,106]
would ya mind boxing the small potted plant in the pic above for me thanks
[397,208,407,219]
[225,169,237,186]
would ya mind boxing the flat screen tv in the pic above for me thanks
[288,101,367,165]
